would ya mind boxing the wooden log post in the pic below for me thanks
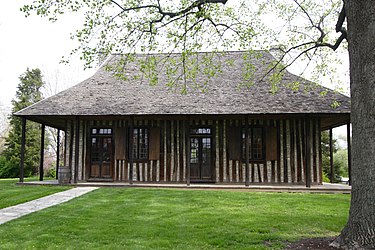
[347,122,352,186]
[19,118,26,183]
[186,118,191,186]
[74,117,80,184]
[129,116,134,184]
[39,124,45,181]
[305,118,311,188]
[245,117,250,186]
[329,128,334,184]
[56,129,60,180]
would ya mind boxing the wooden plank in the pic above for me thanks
[266,127,277,161]
[219,120,224,182]
[20,118,26,183]
[301,120,306,184]
[263,161,268,182]
[74,117,80,183]
[159,121,165,181]
[296,120,302,183]
[329,128,334,184]
[185,119,191,185]
[129,117,134,184]
[115,127,127,160]
[312,120,317,183]
[231,160,236,182]
[271,160,276,183]
[166,120,171,182]
[290,120,295,183]
[318,120,323,184]
[56,129,60,180]
[276,120,281,183]
[245,117,249,186]
[149,128,160,160]
[39,124,45,181]
[251,163,255,182]
[305,119,311,187]
[227,126,241,160]
[257,164,262,183]
[179,120,184,181]
[283,120,288,183]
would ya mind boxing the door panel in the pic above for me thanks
[190,136,213,181]
[90,136,113,179]
[190,138,200,179]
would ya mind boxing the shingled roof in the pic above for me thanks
[16,51,350,129]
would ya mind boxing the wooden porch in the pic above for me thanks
[19,180,351,194]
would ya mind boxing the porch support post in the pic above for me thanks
[245,116,250,186]
[185,118,190,186]
[19,117,26,183]
[39,124,45,181]
[56,129,60,180]
[305,118,311,188]
[329,128,334,184]
[74,116,80,183]
[347,122,352,186]
[129,116,134,184]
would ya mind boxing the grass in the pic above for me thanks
[0,178,70,209]
[0,186,350,249]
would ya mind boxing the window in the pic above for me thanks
[132,128,149,160]
[92,128,112,135]
[242,127,264,161]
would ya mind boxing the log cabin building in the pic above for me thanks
[15,51,351,186]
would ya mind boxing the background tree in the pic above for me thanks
[0,68,45,178]
[21,0,375,248]
[321,130,349,183]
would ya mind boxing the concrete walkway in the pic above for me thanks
[0,187,98,225]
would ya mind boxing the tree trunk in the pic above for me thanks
[332,1,375,249]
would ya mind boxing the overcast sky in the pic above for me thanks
[0,1,96,111]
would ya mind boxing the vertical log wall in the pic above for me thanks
[65,117,322,184]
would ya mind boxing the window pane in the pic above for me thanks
[190,138,199,163]
[190,128,211,135]
[132,128,148,160]
[253,128,263,159]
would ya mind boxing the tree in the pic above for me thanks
[21,0,375,248]
[0,68,45,178]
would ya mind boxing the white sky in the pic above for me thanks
[0,1,96,111]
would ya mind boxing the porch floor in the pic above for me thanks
[19,180,351,194]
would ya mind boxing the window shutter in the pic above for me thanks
[228,126,241,160]
[115,128,127,160]
[266,127,277,161]
[149,128,160,160]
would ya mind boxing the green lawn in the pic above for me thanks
[0,187,350,249]
[0,178,70,209]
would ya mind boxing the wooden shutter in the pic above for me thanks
[149,128,160,160]
[266,127,277,161]
[227,126,241,160]
[115,128,127,160]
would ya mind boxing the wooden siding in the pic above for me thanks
[66,117,322,184]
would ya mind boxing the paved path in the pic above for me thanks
[0,187,98,225]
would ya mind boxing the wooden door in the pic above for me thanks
[190,136,213,181]
[90,136,113,179]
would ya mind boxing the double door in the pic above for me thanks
[190,135,213,181]
[90,136,113,179]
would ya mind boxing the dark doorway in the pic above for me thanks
[190,128,214,181]
[90,128,113,179]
